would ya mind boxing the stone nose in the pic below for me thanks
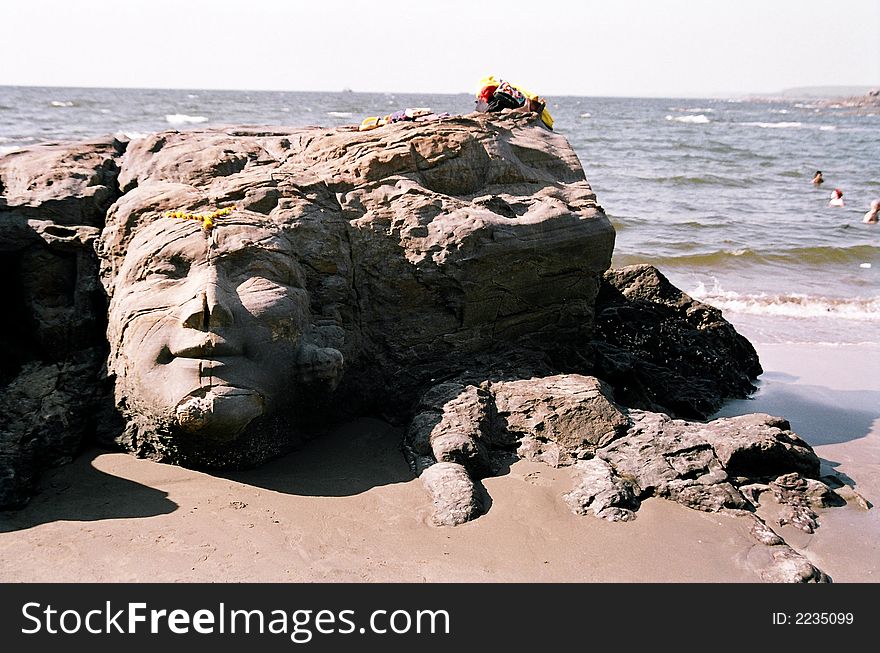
[180,267,234,330]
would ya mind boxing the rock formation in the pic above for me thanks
[0,138,123,508]
[404,372,836,581]
[592,264,763,419]
[0,112,859,581]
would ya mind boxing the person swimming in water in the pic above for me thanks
[812,171,824,185]
[829,188,845,207]
[864,199,880,224]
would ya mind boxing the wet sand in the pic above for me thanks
[1,343,877,583]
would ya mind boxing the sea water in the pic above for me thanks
[1,86,878,347]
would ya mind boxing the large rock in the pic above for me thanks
[592,264,762,419]
[2,113,616,476]
[0,114,855,581]
[0,137,124,227]
[0,139,122,506]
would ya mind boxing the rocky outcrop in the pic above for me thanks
[0,138,123,507]
[1,114,616,496]
[0,112,853,583]
[96,113,614,465]
[591,264,762,419]
[406,373,836,581]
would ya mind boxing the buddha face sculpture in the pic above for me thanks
[104,212,343,464]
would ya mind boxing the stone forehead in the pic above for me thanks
[128,215,291,253]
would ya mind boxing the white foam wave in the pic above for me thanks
[50,101,74,107]
[165,113,208,125]
[580,112,592,118]
[769,109,789,114]
[0,145,21,155]
[100,108,111,114]
[738,121,803,129]
[690,283,880,321]
[819,125,837,131]
[666,114,711,124]
[187,94,199,99]
[121,131,150,141]
[669,107,715,113]
[327,111,353,118]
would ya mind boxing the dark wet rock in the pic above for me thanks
[592,264,762,419]
[0,358,103,508]
[0,143,116,507]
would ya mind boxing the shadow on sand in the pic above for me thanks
[714,379,880,447]
[0,448,178,533]
[222,417,417,497]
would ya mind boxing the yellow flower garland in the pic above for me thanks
[163,207,233,230]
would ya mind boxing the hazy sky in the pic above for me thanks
[2,0,878,97]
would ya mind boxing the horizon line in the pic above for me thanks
[3,82,877,101]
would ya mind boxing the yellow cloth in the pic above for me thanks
[477,75,554,129]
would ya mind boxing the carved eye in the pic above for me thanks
[236,256,292,285]
[144,255,190,280]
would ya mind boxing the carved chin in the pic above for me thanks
[174,387,265,442]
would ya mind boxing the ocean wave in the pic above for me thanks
[769,109,789,114]
[165,113,208,125]
[580,112,591,118]
[668,107,715,113]
[737,121,803,129]
[616,244,879,268]
[690,284,880,321]
[327,111,353,118]
[50,101,75,108]
[648,174,750,188]
[121,131,151,141]
[0,145,21,155]
[665,114,711,124]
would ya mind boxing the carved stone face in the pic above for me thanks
[107,216,338,447]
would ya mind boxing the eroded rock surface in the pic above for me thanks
[0,138,122,507]
[95,113,614,466]
[0,114,856,583]
[406,373,840,581]
[592,265,762,419]
[1,114,616,492]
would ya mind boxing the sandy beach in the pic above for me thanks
[1,341,876,583]
[715,342,880,582]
